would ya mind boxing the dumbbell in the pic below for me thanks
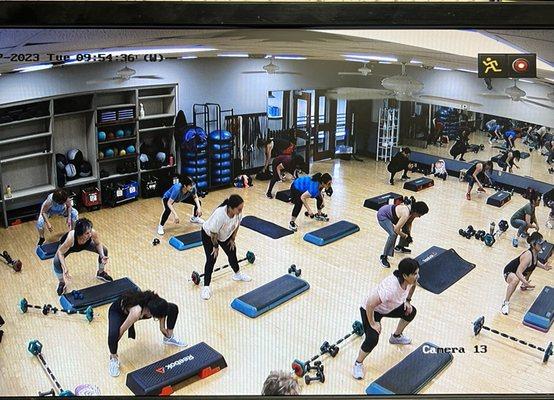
[152,238,160,246]
[19,298,94,322]
[304,361,325,385]
[190,251,255,285]
[320,341,339,357]
[28,340,75,397]
[288,264,301,277]
[474,230,486,241]
[304,211,329,221]
[0,250,22,272]
[458,225,475,239]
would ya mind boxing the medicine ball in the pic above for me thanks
[98,131,107,142]
[65,163,77,180]
[116,129,124,138]
[126,145,136,154]
[197,180,208,189]
[209,130,232,142]
[139,153,149,163]
[66,149,84,166]
[79,161,92,177]
[98,151,104,159]
[156,152,166,163]
[56,154,67,169]
[124,129,132,137]
[107,132,115,141]
[120,149,126,156]
[105,148,115,158]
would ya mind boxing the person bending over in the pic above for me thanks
[510,189,541,247]
[261,371,301,396]
[485,120,502,143]
[376,200,429,268]
[288,173,332,232]
[352,258,419,380]
[503,128,520,150]
[387,147,412,185]
[157,175,204,235]
[496,149,521,173]
[266,154,306,199]
[37,189,78,247]
[258,135,296,174]
[200,194,250,300]
[53,218,112,295]
[501,232,551,315]
[108,290,187,377]
[449,129,470,161]
[465,160,493,201]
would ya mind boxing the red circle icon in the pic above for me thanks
[512,58,529,73]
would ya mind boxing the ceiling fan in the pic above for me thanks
[86,66,163,84]
[479,79,554,110]
[242,59,301,75]
[338,62,376,77]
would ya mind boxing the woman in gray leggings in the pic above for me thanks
[510,189,541,247]
[376,201,429,268]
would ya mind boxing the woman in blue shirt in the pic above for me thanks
[288,173,332,232]
[157,175,203,235]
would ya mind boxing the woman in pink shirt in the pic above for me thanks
[352,258,419,380]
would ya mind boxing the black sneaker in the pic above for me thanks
[401,175,411,181]
[380,255,391,268]
[37,237,45,247]
[389,178,394,185]
[56,281,66,296]
[266,192,273,199]
[289,221,298,232]
[394,246,412,254]
[96,270,114,282]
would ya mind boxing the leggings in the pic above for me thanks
[52,243,108,278]
[267,159,293,195]
[107,300,179,354]
[290,186,323,218]
[201,229,239,286]
[359,304,417,353]
[160,197,200,226]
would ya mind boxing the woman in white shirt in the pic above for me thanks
[352,258,419,380]
[200,194,251,300]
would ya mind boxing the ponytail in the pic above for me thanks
[393,258,419,284]
[218,194,244,209]
[311,173,322,182]
[311,172,332,184]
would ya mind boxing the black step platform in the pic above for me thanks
[486,190,512,207]
[538,241,553,264]
[403,177,434,192]
[275,190,292,203]
[363,192,403,211]
[126,342,227,395]
[60,277,139,312]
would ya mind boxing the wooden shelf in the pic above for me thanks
[139,113,175,121]
[98,136,137,145]
[96,119,137,128]
[1,151,52,164]
[100,172,138,182]
[139,126,174,133]
[3,184,56,200]
[53,109,94,118]
[0,132,51,146]
[138,94,175,100]
[140,165,176,173]
[98,153,138,163]
[64,176,98,188]
[0,115,51,128]
[96,103,136,111]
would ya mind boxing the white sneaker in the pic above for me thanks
[232,272,252,282]
[157,225,164,235]
[501,301,510,315]
[389,334,411,345]
[201,286,212,300]
[352,362,364,380]
[163,335,188,347]
[190,216,205,224]
[109,358,120,377]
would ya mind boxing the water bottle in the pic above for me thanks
[139,103,145,118]
[5,185,12,199]
[490,222,495,235]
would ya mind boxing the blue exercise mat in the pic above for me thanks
[231,274,309,318]
[366,342,453,395]
[523,286,554,332]
[240,216,293,239]
[36,242,59,260]
[303,220,359,246]
[169,231,202,251]
[414,247,475,294]
[60,277,139,312]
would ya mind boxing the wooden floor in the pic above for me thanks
[0,131,552,396]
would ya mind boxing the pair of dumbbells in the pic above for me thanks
[304,361,325,385]
[459,225,476,239]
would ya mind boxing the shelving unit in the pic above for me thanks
[376,107,400,162]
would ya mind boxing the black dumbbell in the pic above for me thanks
[288,264,301,277]
[190,251,255,285]
[459,225,475,239]
[475,230,486,241]
[152,238,160,246]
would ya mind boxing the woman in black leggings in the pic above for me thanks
[108,290,186,377]
[352,258,419,380]
[266,154,305,198]
[288,173,332,232]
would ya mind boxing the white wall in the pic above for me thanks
[1,58,552,127]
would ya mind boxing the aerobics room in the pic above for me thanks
[0,27,553,397]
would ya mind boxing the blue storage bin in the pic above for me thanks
[123,181,139,199]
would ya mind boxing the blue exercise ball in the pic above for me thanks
[156,152,166,163]
[126,145,136,154]
[124,129,132,137]
[98,131,107,142]
[184,158,207,167]
[196,141,207,150]
[214,161,232,168]
[115,129,124,138]
[197,180,208,189]
[211,152,231,161]
[105,148,115,158]
[213,169,231,177]
[209,130,232,142]
[183,167,208,175]
[211,143,232,151]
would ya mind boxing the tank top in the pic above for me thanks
[59,231,93,254]
[503,250,537,276]
[466,162,486,180]
[377,204,400,224]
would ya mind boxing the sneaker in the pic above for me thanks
[520,284,534,291]
[157,225,165,235]
[520,232,528,239]
[232,272,252,282]
[380,255,390,268]
[201,286,212,300]
[314,214,329,222]
[501,301,510,315]
[488,138,493,144]
[389,178,394,185]
[96,270,114,282]
[466,193,471,201]
[289,221,298,232]
[190,216,205,224]
[163,335,188,347]
[109,358,120,378]
[37,237,45,247]
[394,246,412,254]
[266,192,273,199]
[56,281,67,296]
[512,238,519,247]
[352,362,365,380]
[401,175,410,181]
[389,334,411,345]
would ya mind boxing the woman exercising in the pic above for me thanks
[261,371,301,395]
[108,290,187,377]
[465,160,494,201]
[485,119,502,143]
[288,173,332,232]
[387,147,412,185]
[53,218,112,295]
[501,232,552,315]
[496,149,521,173]
[352,258,419,380]
[266,154,306,199]
[157,175,203,236]
[449,129,470,161]
[200,194,250,300]
[377,200,429,268]
[258,134,296,174]
[36,189,78,247]
[510,189,541,247]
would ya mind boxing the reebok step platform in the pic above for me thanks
[403,177,434,192]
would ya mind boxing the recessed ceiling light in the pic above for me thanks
[273,55,307,60]
[217,53,249,58]
[410,60,423,64]
[457,68,478,73]
[343,54,398,62]
[434,67,452,71]
[14,64,53,73]
[378,61,393,64]
[180,56,198,60]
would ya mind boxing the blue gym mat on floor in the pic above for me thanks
[36,242,59,260]
[523,286,554,333]
[231,274,309,318]
[366,342,453,395]
[241,216,293,239]
[60,277,139,312]
[169,231,202,251]
[303,220,359,246]
[414,247,475,294]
